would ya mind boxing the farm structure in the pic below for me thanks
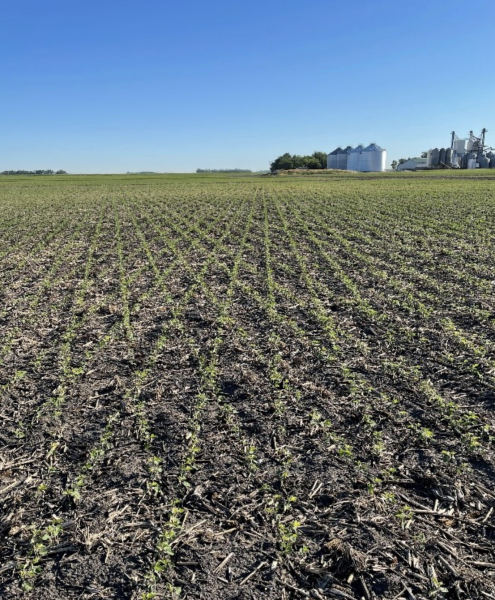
[327,143,386,172]
[397,157,428,171]
[427,128,494,169]
[0,172,494,600]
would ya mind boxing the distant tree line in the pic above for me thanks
[1,170,67,175]
[196,169,252,173]
[270,151,327,172]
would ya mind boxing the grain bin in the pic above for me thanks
[430,148,440,167]
[478,153,490,169]
[327,147,341,169]
[487,152,495,168]
[445,148,453,166]
[467,152,478,169]
[337,146,352,170]
[360,143,387,172]
[347,145,364,171]
[439,148,446,165]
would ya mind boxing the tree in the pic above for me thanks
[421,151,428,158]
[311,151,327,169]
[290,155,303,168]
[270,150,327,172]
[391,158,408,170]
[304,157,322,169]
[0,169,60,175]
[196,168,252,173]
[270,153,295,171]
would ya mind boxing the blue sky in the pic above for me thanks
[1,0,494,172]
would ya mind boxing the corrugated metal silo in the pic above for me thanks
[360,143,387,172]
[327,147,342,169]
[426,150,433,168]
[445,148,453,166]
[347,145,364,171]
[430,148,440,167]
[337,146,352,170]
[439,148,446,165]
[478,153,490,169]
[487,152,495,168]
[466,152,477,169]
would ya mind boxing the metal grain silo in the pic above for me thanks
[347,145,364,171]
[430,148,440,167]
[337,146,352,170]
[466,152,478,169]
[487,152,495,168]
[360,143,386,172]
[478,153,490,169]
[327,147,341,169]
[445,148,453,166]
[439,148,446,165]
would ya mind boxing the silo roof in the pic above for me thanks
[343,146,353,153]
[364,143,385,152]
[328,147,343,155]
[350,145,364,153]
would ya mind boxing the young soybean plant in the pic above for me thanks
[138,194,257,597]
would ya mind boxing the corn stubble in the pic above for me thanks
[0,172,494,600]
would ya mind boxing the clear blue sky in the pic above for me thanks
[1,0,494,172]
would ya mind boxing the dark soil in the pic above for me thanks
[0,176,494,599]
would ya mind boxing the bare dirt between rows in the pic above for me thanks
[1,177,494,599]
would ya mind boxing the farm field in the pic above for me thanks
[0,173,495,599]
